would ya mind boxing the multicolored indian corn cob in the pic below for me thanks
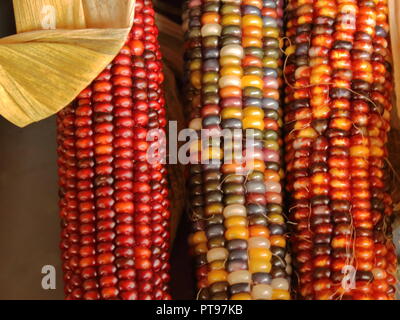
[284,0,397,300]
[57,0,171,300]
[185,0,291,300]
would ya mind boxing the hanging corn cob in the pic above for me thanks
[370,0,398,299]
[284,0,397,300]
[185,0,291,300]
[57,0,171,300]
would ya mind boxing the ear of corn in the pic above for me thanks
[184,0,291,300]
[284,0,397,300]
[57,0,171,300]
[57,0,399,301]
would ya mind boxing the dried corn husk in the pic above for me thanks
[0,0,135,127]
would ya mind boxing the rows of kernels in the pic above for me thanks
[91,62,121,300]
[219,0,249,301]
[142,0,171,299]
[184,0,210,297]
[57,0,171,300]
[183,0,399,301]
[259,0,290,300]
[57,105,82,300]
[75,86,101,300]
[284,0,315,299]
[328,0,356,300]
[188,165,209,296]
[370,0,397,300]
[57,108,70,295]
[202,0,228,301]
[184,0,291,300]
[346,1,376,300]
[305,0,336,301]
[243,1,271,302]
[132,1,153,300]
[275,0,293,294]
[199,0,228,300]
[284,0,398,300]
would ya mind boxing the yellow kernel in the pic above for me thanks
[205,203,224,216]
[220,55,242,67]
[272,289,291,300]
[224,217,247,228]
[243,117,264,130]
[192,231,207,244]
[242,75,263,90]
[245,159,266,172]
[243,15,262,28]
[249,260,272,273]
[268,214,284,224]
[285,45,296,56]
[312,64,332,75]
[221,108,242,119]
[249,248,272,260]
[368,127,380,137]
[231,293,252,300]
[297,127,317,138]
[350,146,369,158]
[311,172,329,185]
[208,270,228,285]
[270,235,286,247]
[262,27,279,38]
[262,57,279,69]
[242,36,263,48]
[189,59,202,71]
[220,66,243,77]
[243,106,264,118]
[222,14,241,26]
[225,226,249,240]
[319,7,337,19]
[370,146,384,157]
[209,261,226,271]
[310,74,330,85]
[190,70,202,89]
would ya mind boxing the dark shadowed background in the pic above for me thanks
[0,0,63,300]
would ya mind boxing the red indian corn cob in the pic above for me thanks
[57,0,171,300]
[284,0,397,299]
[185,0,291,300]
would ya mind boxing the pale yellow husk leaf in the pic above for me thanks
[0,0,135,127]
